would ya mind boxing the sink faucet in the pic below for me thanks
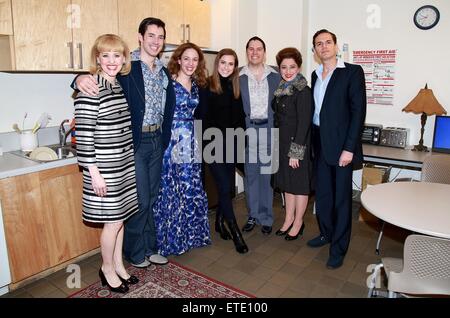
[59,119,74,146]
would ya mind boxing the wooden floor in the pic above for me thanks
[2,193,408,298]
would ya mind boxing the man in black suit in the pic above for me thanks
[307,29,366,269]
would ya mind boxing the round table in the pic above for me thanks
[361,182,450,239]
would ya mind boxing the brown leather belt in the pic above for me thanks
[142,124,160,132]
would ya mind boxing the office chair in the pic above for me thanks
[374,154,450,255]
[368,234,450,298]
[420,154,450,184]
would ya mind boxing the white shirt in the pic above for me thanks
[240,65,277,119]
[313,59,346,126]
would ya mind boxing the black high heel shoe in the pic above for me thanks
[226,219,249,254]
[99,269,129,293]
[117,273,139,285]
[285,223,305,241]
[215,214,231,240]
[275,222,293,236]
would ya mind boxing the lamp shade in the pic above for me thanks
[402,84,447,115]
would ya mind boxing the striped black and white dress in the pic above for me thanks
[74,74,138,223]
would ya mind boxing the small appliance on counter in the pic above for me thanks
[380,127,410,148]
[362,124,383,145]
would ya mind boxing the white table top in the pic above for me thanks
[361,182,450,239]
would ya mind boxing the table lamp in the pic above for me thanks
[402,84,447,152]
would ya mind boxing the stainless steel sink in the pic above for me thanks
[47,144,77,160]
[9,143,77,163]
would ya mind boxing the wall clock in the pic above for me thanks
[413,5,440,30]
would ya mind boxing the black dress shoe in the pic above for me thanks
[118,274,139,285]
[275,223,293,236]
[326,256,344,269]
[99,269,129,293]
[285,223,305,241]
[306,235,330,248]
[242,217,256,232]
[261,225,272,235]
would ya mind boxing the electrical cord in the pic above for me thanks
[388,167,403,182]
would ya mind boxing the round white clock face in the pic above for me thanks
[414,5,440,30]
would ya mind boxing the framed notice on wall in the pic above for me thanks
[353,50,397,106]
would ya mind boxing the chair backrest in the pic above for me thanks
[421,155,450,184]
[388,234,450,296]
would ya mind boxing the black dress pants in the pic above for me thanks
[313,126,353,258]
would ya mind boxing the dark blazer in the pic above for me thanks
[311,63,366,165]
[117,61,176,151]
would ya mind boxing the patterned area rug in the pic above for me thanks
[69,261,253,298]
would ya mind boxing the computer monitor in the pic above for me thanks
[432,115,450,154]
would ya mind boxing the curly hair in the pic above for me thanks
[167,42,208,88]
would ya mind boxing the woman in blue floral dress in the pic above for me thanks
[153,42,211,256]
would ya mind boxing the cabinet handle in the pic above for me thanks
[77,43,83,69]
[66,42,74,69]
[181,24,185,43]
[186,24,191,43]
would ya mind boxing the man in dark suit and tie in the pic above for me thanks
[307,29,366,269]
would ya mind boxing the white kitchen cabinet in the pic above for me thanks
[152,0,210,47]
[9,0,118,71]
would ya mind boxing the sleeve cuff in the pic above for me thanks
[287,142,306,160]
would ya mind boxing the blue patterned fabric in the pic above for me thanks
[153,80,211,257]
[131,49,167,126]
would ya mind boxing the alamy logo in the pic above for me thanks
[171,121,279,174]
[366,4,381,29]
[66,264,81,289]
[66,4,81,29]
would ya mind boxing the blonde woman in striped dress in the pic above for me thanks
[74,34,139,294]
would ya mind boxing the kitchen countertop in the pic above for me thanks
[0,152,77,179]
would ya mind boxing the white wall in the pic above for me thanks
[210,0,450,148]
[256,0,304,66]
[209,0,237,51]
[0,73,75,133]
[306,0,450,148]
[210,0,305,66]
[2,0,449,149]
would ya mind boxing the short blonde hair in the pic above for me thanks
[89,34,131,75]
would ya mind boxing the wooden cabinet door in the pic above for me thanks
[0,172,50,282]
[152,0,184,45]
[71,0,118,71]
[184,0,210,47]
[118,0,152,52]
[39,165,101,267]
[0,165,101,283]
[0,0,13,35]
[11,0,73,70]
